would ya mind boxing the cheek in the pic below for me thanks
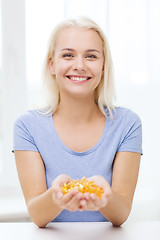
[93,66,104,86]
[93,64,104,79]
[54,61,71,76]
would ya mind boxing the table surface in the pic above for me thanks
[0,221,160,240]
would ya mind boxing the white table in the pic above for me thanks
[0,222,160,240]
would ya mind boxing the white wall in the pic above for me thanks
[0,0,160,222]
[0,0,27,190]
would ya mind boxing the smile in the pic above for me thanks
[66,75,92,82]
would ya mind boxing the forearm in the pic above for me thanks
[100,191,132,227]
[27,187,62,228]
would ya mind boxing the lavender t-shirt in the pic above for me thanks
[13,107,142,222]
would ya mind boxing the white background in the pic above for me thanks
[0,0,160,221]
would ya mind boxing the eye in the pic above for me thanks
[86,54,97,59]
[62,53,74,58]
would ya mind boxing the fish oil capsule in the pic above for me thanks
[61,177,104,198]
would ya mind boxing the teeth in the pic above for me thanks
[69,76,89,81]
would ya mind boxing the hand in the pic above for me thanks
[51,174,81,212]
[78,175,112,211]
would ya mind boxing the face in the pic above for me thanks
[49,27,104,99]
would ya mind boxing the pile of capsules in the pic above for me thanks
[61,177,104,199]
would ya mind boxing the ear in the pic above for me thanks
[49,58,55,75]
[101,65,104,76]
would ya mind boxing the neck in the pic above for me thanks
[55,94,101,124]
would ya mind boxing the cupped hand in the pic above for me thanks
[78,175,112,211]
[51,174,112,212]
[51,174,82,212]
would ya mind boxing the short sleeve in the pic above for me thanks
[12,111,39,152]
[117,110,143,154]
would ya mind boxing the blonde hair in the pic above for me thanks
[40,17,116,118]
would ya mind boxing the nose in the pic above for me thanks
[73,56,86,72]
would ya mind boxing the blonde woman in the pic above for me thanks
[13,17,142,227]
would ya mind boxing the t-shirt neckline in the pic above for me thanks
[49,115,107,156]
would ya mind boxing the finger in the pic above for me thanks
[56,175,73,187]
[101,188,112,204]
[77,193,86,211]
[52,175,74,197]
[80,194,96,211]
[92,192,109,208]
[52,175,71,193]
[53,189,78,209]
[105,188,112,198]
[61,189,79,205]
[85,193,104,211]
[82,199,95,211]
[65,192,83,212]
[90,194,102,210]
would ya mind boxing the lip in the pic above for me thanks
[66,75,92,84]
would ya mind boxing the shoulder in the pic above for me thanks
[113,107,141,124]
[114,107,142,139]
[14,109,52,133]
[14,109,38,126]
[14,109,46,133]
[114,107,143,154]
[105,106,142,133]
[15,108,51,123]
[13,110,42,152]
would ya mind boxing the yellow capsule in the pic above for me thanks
[61,177,104,198]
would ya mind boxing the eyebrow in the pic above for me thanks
[60,48,100,53]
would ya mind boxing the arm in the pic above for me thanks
[14,150,84,227]
[14,150,62,227]
[79,151,141,227]
[100,151,141,226]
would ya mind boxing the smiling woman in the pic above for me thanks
[42,18,115,118]
[13,17,142,228]
[48,27,104,103]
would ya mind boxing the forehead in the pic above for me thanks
[55,27,103,52]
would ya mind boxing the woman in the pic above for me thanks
[13,17,142,227]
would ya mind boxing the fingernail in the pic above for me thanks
[80,200,86,206]
[84,193,89,200]
[91,194,96,200]
[77,193,82,200]
[73,189,79,194]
